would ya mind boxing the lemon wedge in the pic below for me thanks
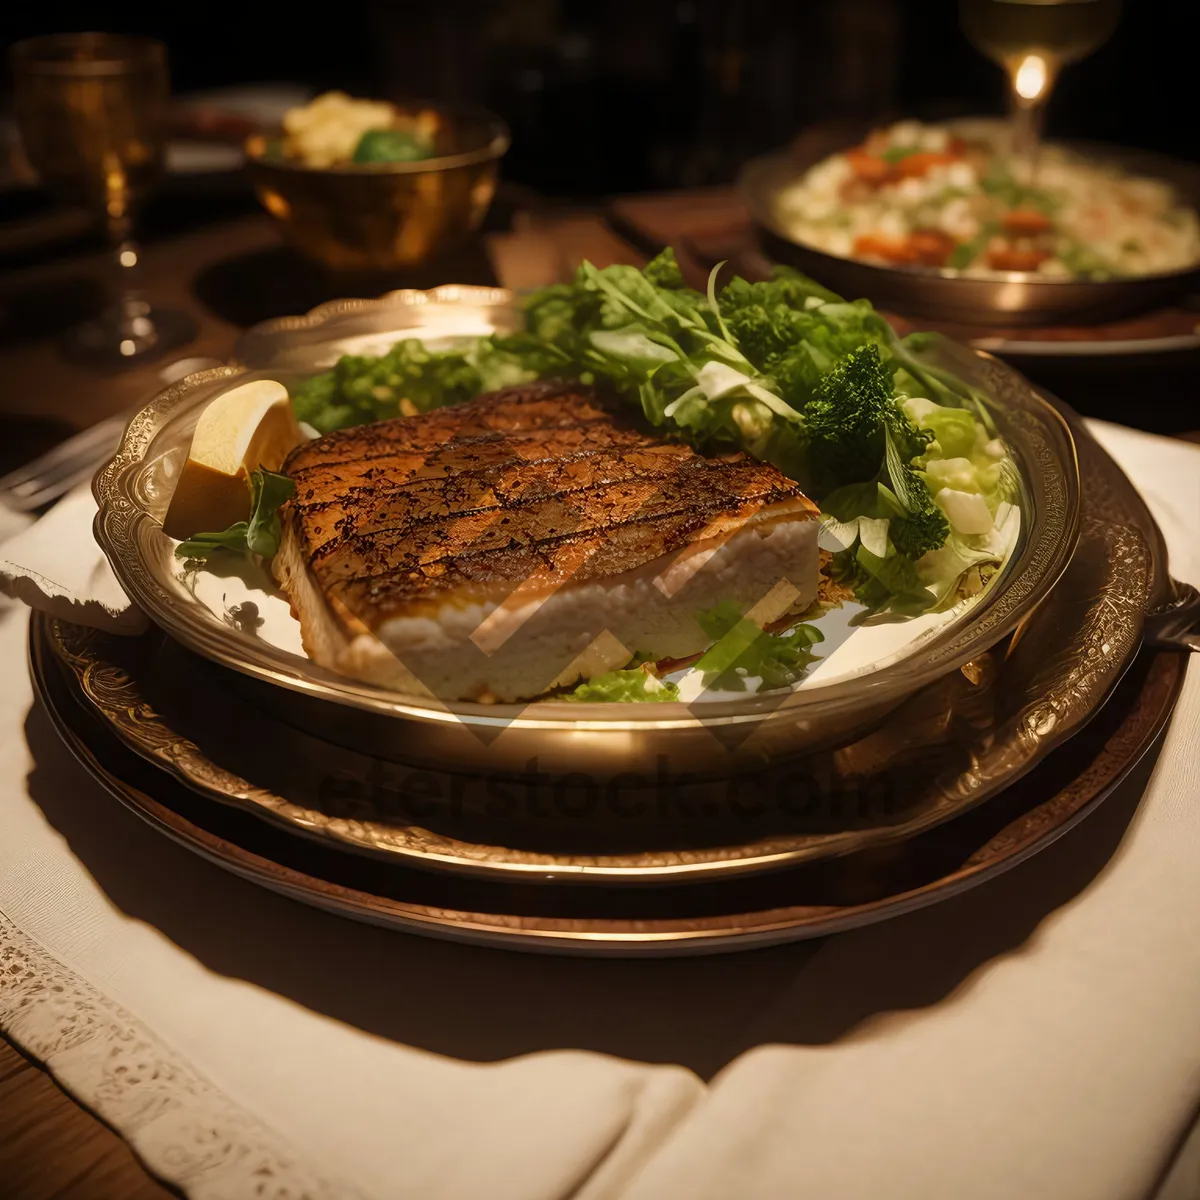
[163,379,303,540]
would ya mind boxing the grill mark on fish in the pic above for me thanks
[281,382,816,627]
[298,452,757,560]
[286,383,616,475]
[328,496,787,611]
[288,418,628,478]
[291,442,693,510]
[289,430,671,507]
[310,467,799,576]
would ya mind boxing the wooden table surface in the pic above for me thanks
[0,190,1196,1199]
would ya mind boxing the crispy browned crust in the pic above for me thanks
[282,381,817,627]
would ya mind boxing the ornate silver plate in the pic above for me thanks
[92,287,1081,782]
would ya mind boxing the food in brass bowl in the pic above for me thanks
[244,92,509,272]
[275,91,439,167]
[774,119,1200,280]
[140,252,1061,713]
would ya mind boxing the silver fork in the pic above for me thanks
[0,356,223,513]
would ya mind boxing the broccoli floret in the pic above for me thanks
[890,503,950,559]
[803,344,896,485]
[720,271,897,410]
[768,327,881,408]
[800,344,937,497]
[888,414,936,468]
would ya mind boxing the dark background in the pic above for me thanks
[2,0,1197,200]
[0,0,1196,440]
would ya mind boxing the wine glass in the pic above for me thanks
[959,0,1122,183]
[11,33,195,363]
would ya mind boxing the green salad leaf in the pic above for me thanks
[283,249,1019,616]
[694,601,825,691]
[564,601,827,701]
[290,334,570,434]
[173,524,251,560]
[175,468,296,562]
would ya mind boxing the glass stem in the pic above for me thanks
[106,211,156,355]
[1009,98,1047,188]
[1006,52,1057,188]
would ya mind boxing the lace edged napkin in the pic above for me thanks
[0,483,146,634]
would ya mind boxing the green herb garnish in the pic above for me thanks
[981,167,1058,215]
[175,468,295,562]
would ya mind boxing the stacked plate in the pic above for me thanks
[34,289,1196,955]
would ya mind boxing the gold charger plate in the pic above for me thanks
[52,406,1196,885]
[92,286,1081,778]
[30,609,1187,955]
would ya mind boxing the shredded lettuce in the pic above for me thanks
[566,665,680,703]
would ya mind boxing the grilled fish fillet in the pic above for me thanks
[277,382,819,701]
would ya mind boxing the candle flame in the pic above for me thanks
[1014,54,1049,102]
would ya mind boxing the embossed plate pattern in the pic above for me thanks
[91,288,1080,780]
[30,611,1186,954]
[62,406,1167,885]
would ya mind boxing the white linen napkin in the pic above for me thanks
[0,483,146,634]
[0,593,706,1199]
[0,419,1198,1200]
[617,423,1200,1200]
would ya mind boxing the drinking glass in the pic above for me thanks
[959,0,1122,182]
[12,33,195,362]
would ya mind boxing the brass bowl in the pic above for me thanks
[244,102,510,272]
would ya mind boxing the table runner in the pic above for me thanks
[0,419,1197,1200]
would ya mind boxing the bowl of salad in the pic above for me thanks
[245,92,510,272]
[741,118,1200,325]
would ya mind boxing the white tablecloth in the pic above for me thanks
[0,420,1197,1200]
